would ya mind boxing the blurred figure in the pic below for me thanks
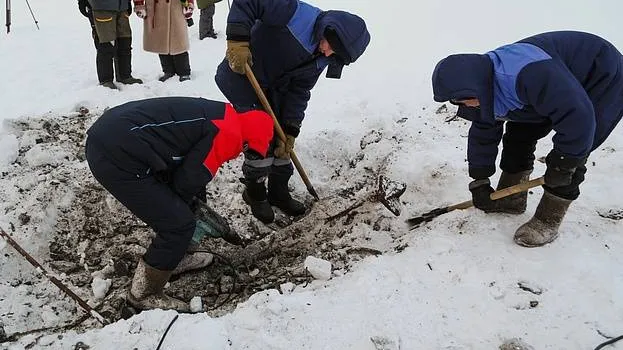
[133,0,195,82]
[197,0,220,39]
[78,0,143,89]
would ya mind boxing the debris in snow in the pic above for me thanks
[280,282,295,295]
[304,256,332,280]
[435,104,448,114]
[190,296,203,312]
[499,338,534,350]
[128,321,142,334]
[360,129,383,150]
[0,321,6,342]
[73,341,91,350]
[91,277,111,300]
[517,281,543,295]
[370,335,400,350]
[597,208,623,220]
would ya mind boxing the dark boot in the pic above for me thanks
[127,259,189,311]
[172,52,191,78]
[267,174,306,216]
[114,37,143,84]
[242,179,274,224]
[493,170,532,214]
[100,81,119,90]
[514,191,573,247]
[95,41,115,84]
[159,54,176,82]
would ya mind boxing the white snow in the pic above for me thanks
[304,255,332,280]
[1,0,622,349]
[91,277,112,300]
[189,296,203,313]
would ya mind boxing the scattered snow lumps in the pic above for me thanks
[190,296,203,313]
[304,256,332,280]
[91,276,111,300]
[23,144,70,167]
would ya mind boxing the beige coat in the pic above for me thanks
[143,0,189,55]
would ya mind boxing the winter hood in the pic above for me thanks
[431,54,495,123]
[315,10,370,65]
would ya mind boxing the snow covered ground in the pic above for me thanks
[1,0,622,349]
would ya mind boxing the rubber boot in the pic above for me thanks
[127,259,189,311]
[171,252,213,275]
[95,41,115,85]
[159,55,176,82]
[114,37,143,85]
[493,170,532,214]
[514,191,573,247]
[242,179,275,223]
[267,174,306,216]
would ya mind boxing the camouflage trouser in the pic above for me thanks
[92,10,132,43]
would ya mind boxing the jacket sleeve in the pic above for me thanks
[517,61,595,158]
[467,119,504,179]
[279,68,322,134]
[171,136,217,204]
[226,0,298,40]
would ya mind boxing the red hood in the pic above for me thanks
[203,105,273,176]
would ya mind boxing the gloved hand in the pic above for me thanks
[133,0,146,18]
[78,0,91,17]
[274,134,296,160]
[182,0,194,20]
[544,149,584,188]
[469,178,498,212]
[226,40,252,74]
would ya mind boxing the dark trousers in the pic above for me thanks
[199,5,216,38]
[215,60,293,182]
[89,16,133,83]
[500,121,587,200]
[85,139,195,271]
[159,52,191,76]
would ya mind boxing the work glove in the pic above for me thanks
[226,40,252,74]
[544,149,585,188]
[469,178,498,212]
[274,135,296,160]
[191,197,244,246]
[133,0,146,18]
[78,0,90,17]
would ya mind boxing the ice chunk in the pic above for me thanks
[304,256,332,280]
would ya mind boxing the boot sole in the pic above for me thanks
[514,232,559,248]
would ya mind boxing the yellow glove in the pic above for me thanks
[226,40,252,74]
[274,135,295,160]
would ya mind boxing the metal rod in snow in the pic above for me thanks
[5,0,10,34]
[0,227,109,325]
[24,0,38,30]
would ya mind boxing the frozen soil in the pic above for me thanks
[0,109,409,340]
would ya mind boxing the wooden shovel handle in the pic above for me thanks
[490,176,545,200]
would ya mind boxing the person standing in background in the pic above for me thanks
[133,0,195,82]
[197,0,221,40]
[78,0,143,89]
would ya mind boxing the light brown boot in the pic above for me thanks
[127,259,189,311]
[172,252,214,276]
[514,191,573,247]
[493,170,532,214]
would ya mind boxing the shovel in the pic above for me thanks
[406,176,545,229]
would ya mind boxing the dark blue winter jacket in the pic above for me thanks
[216,0,370,132]
[432,31,623,179]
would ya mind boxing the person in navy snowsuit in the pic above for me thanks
[432,31,623,247]
[85,97,273,311]
[215,0,371,224]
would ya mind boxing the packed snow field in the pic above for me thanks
[1,0,622,349]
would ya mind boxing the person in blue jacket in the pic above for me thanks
[432,31,623,247]
[86,97,274,311]
[215,0,371,224]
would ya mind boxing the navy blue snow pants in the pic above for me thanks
[85,138,195,271]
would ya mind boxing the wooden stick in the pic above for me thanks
[244,63,319,200]
[0,227,109,325]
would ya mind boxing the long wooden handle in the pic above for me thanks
[244,63,319,200]
[490,176,545,200]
